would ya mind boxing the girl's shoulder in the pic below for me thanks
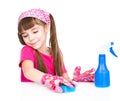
[21,45,35,55]
[21,45,34,51]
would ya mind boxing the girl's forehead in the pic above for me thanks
[28,25,39,30]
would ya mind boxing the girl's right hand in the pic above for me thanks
[41,73,74,93]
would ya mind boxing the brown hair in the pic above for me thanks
[18,14,63,76]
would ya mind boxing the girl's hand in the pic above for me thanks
[41,73,74,93]
[72,66,95,82]
[67,78,78,86]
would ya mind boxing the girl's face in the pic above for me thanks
[21,24,49,51]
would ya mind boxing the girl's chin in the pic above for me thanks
[31,45,40,50]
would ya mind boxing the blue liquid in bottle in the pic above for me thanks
[95,54,110,87]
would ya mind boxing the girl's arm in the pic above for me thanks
[21,59,73,83]
[21,59,45,83]
[21,59,74,93]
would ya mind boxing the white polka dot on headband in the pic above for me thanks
[18,8,50,24]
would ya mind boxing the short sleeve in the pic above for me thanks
[19,45,35,68]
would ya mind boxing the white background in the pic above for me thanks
[0,0,120,101]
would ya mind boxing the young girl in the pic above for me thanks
[17,8,75,93]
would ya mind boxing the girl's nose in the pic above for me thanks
[29,34,34,41]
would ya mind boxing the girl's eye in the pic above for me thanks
[33,30,38,34]
[22,34,28,38]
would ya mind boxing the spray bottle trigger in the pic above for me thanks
[109,42,118,57]
[109,47,118,57]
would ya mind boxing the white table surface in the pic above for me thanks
[1,64,119,101]
[15,77,119,101]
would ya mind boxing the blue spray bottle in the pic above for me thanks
[95,42,118,87]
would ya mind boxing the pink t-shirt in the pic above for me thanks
[19,45,67,82]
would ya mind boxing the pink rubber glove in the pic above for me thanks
[41,74,74,93]
[72,66,95,82]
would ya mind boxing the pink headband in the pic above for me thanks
[18,8,50,24]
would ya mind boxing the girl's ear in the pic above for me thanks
[44,24,50,33]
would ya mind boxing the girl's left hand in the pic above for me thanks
[72,66,95,82]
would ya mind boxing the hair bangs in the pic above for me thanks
[18,17,41,34]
